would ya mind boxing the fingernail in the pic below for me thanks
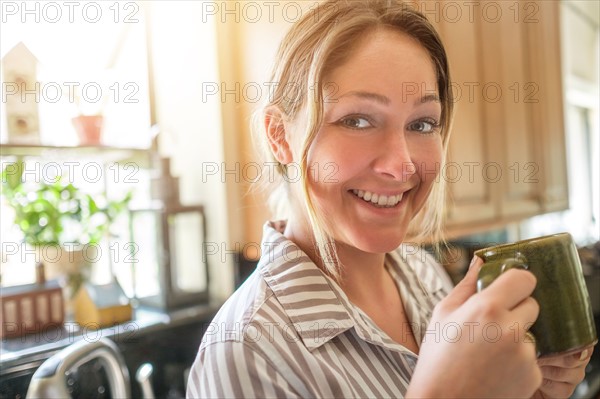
[579,349,588,361]
[469,256,478,270]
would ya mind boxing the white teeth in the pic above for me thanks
[351,189,404,208]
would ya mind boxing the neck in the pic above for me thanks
[336,243,391,304]
[283,218,393,303]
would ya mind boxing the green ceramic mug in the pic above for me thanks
[475,233,597,358]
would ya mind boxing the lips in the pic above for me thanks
[351,189,404,207]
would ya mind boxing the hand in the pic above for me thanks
[531,346,594,399]
[407,257,542,398]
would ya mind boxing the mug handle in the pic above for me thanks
[476,255,529,292]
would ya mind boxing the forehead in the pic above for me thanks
[324,29,438,99]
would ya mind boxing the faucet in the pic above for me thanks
[136,362,155,399]
[26,338,153,399]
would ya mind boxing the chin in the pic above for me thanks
[348,231,407,254]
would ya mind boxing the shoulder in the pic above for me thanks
[186,338,304,398]
[187,271,310,398]
[199,269,291,349]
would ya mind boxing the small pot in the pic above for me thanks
[72,115,103,145]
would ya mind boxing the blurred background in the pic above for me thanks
[0,1,598,398]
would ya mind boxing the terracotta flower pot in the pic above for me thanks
[72,115,103,145]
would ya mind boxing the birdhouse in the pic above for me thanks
[73,281,132,329]
[2,42,41,144]
[0,280,64,339]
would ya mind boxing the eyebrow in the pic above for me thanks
[338,90,391,105]
[336,90,440,106]
[419,93,440,105]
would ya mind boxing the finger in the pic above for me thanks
[443,256,482,307]
[510,296,540,331]
[539,378,578,399]
[540,364,586,385]
[538,346,594,367]
[478,269,537,310]
[583,345,595,360]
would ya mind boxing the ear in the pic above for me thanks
[265,107,294,165]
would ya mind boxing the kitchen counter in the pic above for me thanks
[0,302,221,398]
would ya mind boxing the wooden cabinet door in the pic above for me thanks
[478,0,542,219]
[436,4,497,227]
[524,0,569,213]
[433,0,568,234]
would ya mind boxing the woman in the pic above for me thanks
[187,1,592,397]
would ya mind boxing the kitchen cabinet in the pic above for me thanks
[524,0,569,214]
[430,0,568,235]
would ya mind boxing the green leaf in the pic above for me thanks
[2,170,132,246]
[1,161,24,193]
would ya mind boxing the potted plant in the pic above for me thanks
[71,80,109,145]
[71,114,104,145]
[1,161,131,297]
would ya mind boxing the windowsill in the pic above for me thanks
[0,143,153,167]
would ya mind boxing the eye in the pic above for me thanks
[338,115,373,130]
[408,118,440,134]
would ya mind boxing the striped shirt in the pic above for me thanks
[187,221,454,398]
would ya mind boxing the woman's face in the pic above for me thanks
[301,28,443,254]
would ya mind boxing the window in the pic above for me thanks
[1,1,152,291]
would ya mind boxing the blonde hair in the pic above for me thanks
[252,0,454,280]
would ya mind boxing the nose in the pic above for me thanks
[372,130,415,183]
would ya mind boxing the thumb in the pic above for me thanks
[444,256,483,308]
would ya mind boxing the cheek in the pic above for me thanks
[306,158,347,200]
[415,138,443,182]
[307,138,363,188]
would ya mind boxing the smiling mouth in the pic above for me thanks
[351,189,404,208]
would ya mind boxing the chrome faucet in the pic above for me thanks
[136,362,155,399]
[26,338,131,399]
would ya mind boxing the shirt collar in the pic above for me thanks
[256,221,436,353]
[387,247,443,299]
[257,221,355,351]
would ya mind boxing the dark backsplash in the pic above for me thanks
[437,229,509,285]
